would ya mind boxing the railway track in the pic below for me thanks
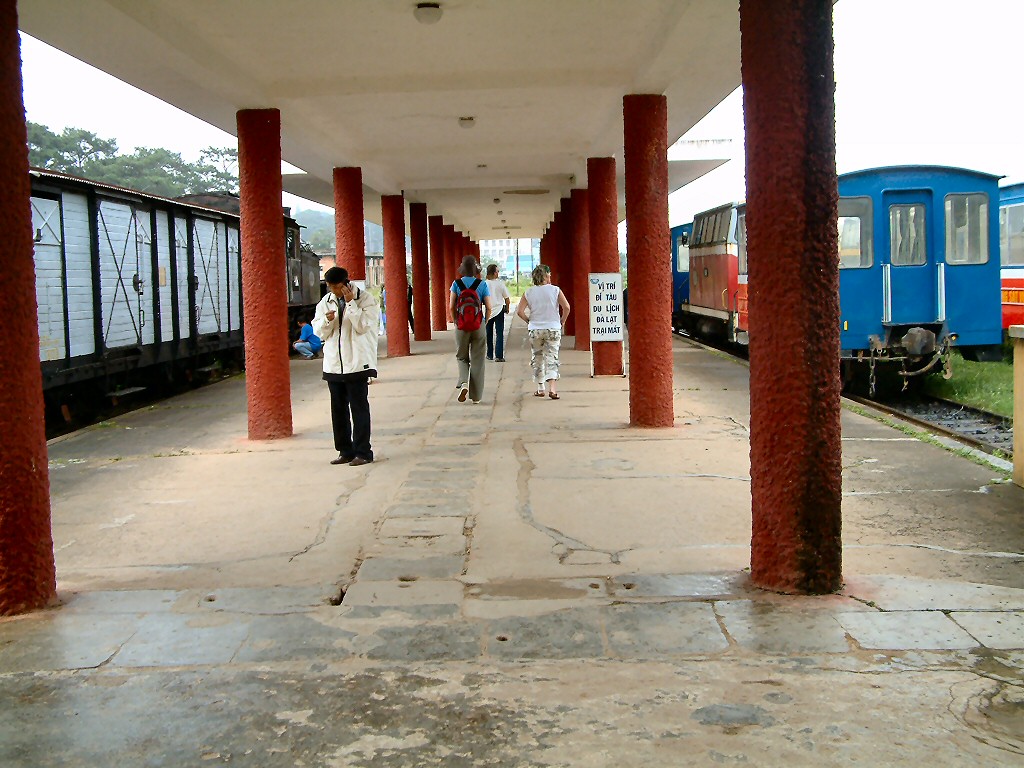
[845,394,1013,460]
[672,330,1014,460]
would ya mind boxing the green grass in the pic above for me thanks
[922,351,1014,418]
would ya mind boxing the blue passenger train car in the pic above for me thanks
[837,166,1003,386]
[999,182,1024,329]
[669,222,692,318]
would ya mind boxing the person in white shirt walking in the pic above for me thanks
[484,264,511,362]
[516,264,570,400]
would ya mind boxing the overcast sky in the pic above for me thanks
[20,0,1024,234]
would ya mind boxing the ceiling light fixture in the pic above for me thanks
[458,116,475,129]
[413,2,442,25]
[493,198,500,204]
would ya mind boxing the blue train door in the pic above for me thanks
[883,190,935,324]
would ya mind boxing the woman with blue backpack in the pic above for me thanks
[448,256,493,404]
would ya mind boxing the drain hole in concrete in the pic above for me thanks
[398,576,418,583]
[496,635,509,642]
[589,583,601,589]
[622,583,636,590]
[329,586,347,606]
[204,594,216,602]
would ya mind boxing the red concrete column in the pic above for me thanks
[381,194,410,357]
[409,202,430,341]
[238,109,292,440]
[0,2,56,615]
[624,94,672,427]
[589,156,624,375]
[558,197,576,336]
[548,212,561,283]
[571,188,591,350]
[428,214,447,331]
[741,0,841,594]
[443,224,457,323]
[333,167,366,281]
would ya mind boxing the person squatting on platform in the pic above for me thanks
[484,263,511,362]
[292,316,322,359]
[313,266,380,466]
[517,264,570,400]
[449,256,492,404]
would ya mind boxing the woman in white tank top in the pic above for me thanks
[516,265,571,399]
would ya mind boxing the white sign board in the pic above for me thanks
[589,272,624,341]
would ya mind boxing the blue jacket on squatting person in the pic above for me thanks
[313,266,380,466]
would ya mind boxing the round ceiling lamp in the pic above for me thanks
[414,2,442,24]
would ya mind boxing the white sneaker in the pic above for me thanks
[458,383,469,402]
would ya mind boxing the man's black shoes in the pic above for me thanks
[330,453,355,465]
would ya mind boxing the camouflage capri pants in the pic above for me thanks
[528,328,561,384]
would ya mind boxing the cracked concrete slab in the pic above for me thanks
[356,556,465,581]
[949,612,1024,650]
[110,613,252,667]
[837,610,980,650]
[342,580,464,607]
[603,602,729,656]
[378,517,467,538]
[713,601,852,654]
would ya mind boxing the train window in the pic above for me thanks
[944,194,988,265]
[889,204,926,266]
[838,197,872,269]
[736,213,747,274]
[1000,203,1024,265]
[693,218,703,244]
[716,210,732,242]
[676,233,689,272]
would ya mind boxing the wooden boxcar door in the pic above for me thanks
[31,195,66,361]
[192,217,223,335]
[97,199,150,349]
[883,190,935,326]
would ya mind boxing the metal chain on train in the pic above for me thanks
[868,349,877,396]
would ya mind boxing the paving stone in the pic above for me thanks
[60,589,185,614]
[395,489,472,506]
[379,517,466,538]
[342,579,464,607]
[402,477,470,490]
[197,586,330,615]
[111,613,251,667]
[357,556,465,581]
[563,550,615,566]
[837,611,981,650]
[367,533,468,557]
[386,502,471,518]
[949,612,1024,650]
[340,603,462,621]
[234,614,357,662]
[611,573,749,600]
[715,601,850,654]
[603,602,729,656]
[486,608,604,659]
[364,622,483,661]
[843,576,1024,612]
[407,469,477,483]
[0,613,138,672]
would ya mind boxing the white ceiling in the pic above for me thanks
[18,0,739,238]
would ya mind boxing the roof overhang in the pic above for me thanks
[19,0,739,237]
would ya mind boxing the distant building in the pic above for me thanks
[479,238,539,277]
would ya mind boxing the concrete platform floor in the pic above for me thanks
[2,318,1023,766]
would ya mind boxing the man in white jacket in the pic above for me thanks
[313,267,380,466]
